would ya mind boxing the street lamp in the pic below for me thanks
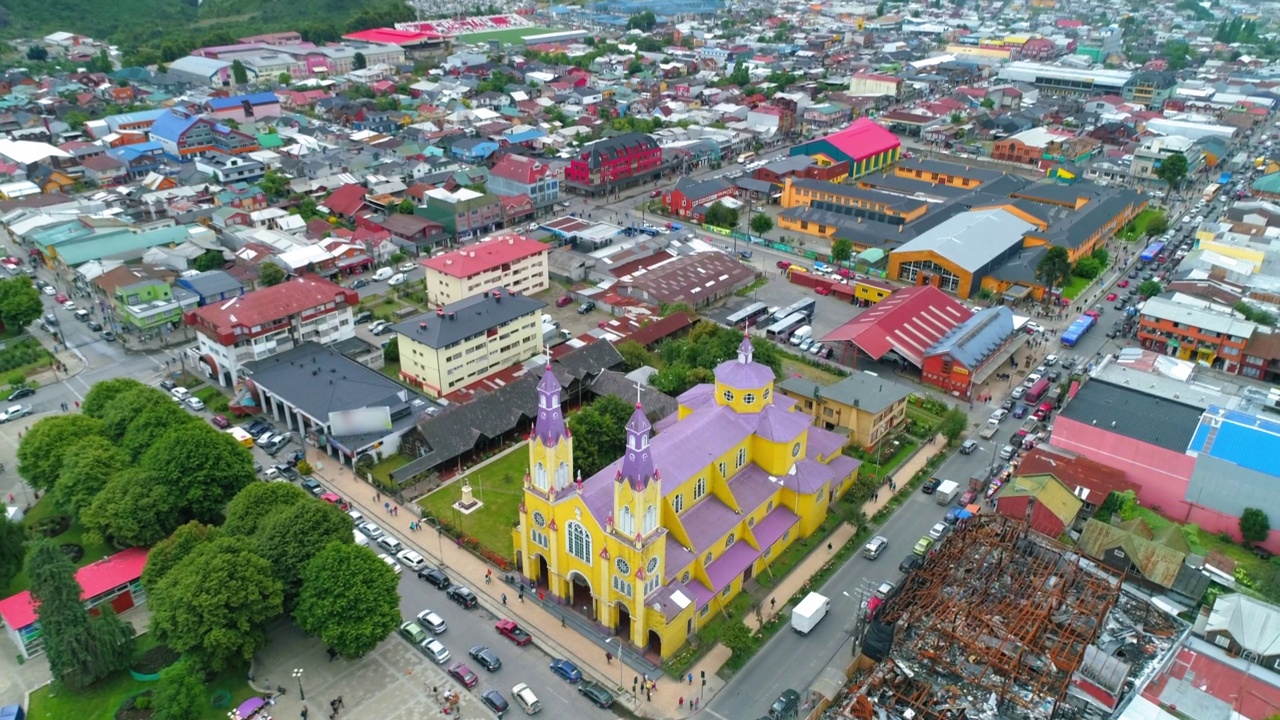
[426,516,445,568]
[292,668,305,701]
[605,636,626,693]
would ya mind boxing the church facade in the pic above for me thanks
[514,338,860,659]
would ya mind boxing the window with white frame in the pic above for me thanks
[1215,634,1231,648]
[736,447,746,469]
[556,461,570,489]
[694,477,706,499]
[534,461,548,490]
[531,529,549,548]
[642,504,657,534]
[612,575,634,598]
[566,521,592,563]
[619,506,634,535]
[673,494,684,513]
[644,574,660,597]
[718,462,726,477]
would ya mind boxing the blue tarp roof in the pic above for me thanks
[1188,406,1280,476]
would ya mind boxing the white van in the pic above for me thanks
[372,267,393,282]
[789,326,812,346]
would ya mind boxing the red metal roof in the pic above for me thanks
[817,117,901,162]
[1017,446,1140,506]
[821,285,970,366]
[1141,646,1280,720]
[343,28,443,44]
[0,547,148,629]
[186,275,357,339]
[421,234,548,279]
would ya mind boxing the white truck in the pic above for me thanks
[978,420,1000,439]
[791,591,830,634]
[935,479,960,505]
[354,530,369,548]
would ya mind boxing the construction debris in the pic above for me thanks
[821,514,1186,720]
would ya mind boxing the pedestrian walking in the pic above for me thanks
[384,501,390,513]
[301,706,308,720]
[606,651,613,665]
[327,647,337,662]
[486,568,492,584]
[827,542,832,554]
[502,593,507,605]
[338,697,344,709]
[687,672,693,685]
[679,697,684,709]
[518,589,524,602]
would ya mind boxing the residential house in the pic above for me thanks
[417,186,501,241]
[1202,594,1280,669]
[79,154,126,187]
[776,372,912,449]
[564,132,664,196]
[376,213,448,253]
[106,142,164,179]
[112,276,198,333]
[488,154,560,208]
[449,137,500,163]
[1075,516,1211,600]
[994,474,1084,539]
[203,92,283,123]
[195,155,265,184]
[422,233,550,306]
[175,270,244,306]
[148,110,259,162]
[663,176,736,219]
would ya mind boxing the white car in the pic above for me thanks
[61,300,76,311]
[379,553,402,574]
[0,404,31,422]
[358,521,385,540]
[989,409,1008,423]
[399,262,418,272]
[1023,373,1042,388]
[928,522,951,541]
[397,549,428,572]
[387,273,406,287]
[422,638,450,664]
[185,396,205,411]
[347,509,364,524]
[1181,215,1192,224]
[417,609,447,634]
[1024,322,1044,334]
[41,286,54,296]
[1044,354,1058,366]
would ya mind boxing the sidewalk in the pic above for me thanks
[307,451,662,715]
[746,522,856,632]
[861,434,946,517]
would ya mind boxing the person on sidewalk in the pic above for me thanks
[502,593,507,605]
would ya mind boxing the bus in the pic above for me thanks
[725,302,771,328]
[765,313,807,342]
[1139,241,1165,263]
[771,298,817,323]
[1060,316,1096,347]
[1202,183,1221,203]
[736,152,756,165]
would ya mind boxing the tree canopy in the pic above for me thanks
[1035,247,1072,296]
[17,415,106,492]
[223,482,310,538]
[53,436,127,518]
[749,212,773,237]
[1155,152,1189,188]
[649,322,782,396]
[1241,507,1271,545]
[293,543,401,658]
[151,659,207,720]
[0,517,25,591]
[141,423,256,523]
[142,521,221,594]
[568,395,638,478]
[259,263,287,286]
[149,536,283,671]
[0,276,44,330]
[28,538,135,689]
[255,500,353,606]
[704,202,740,230]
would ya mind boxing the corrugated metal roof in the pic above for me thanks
[924,305,1014,369]
[1076,517,1186,588]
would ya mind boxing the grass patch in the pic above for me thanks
[193,386,229,414]
[369,454,411,486]
[1117,208,1168,243]
[7,496,112,596]
[0,336,55,381]
[780,357,844,386]
[418,448,530,561]
[457,26,555,44]
[27,640,255,720]
[1061,274,1091,300]
[850,437,919,482]
[379,360,401,381]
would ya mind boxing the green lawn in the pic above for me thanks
[418,448,529,561]
[7,497,112,596]
[27,638,255,720]
[1061,274,1091,300]
[369,454,411,486]
[456,26,554,45]
[193,386,229,414]
[1117,208,1168,243]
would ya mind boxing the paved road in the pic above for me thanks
[392,564,619,719]
[708,442,992,720]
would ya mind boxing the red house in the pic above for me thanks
[564,132,663,196]
[919,306,1016,400]
[663,176,736,218]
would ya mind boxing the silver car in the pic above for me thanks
[422,638,450,664]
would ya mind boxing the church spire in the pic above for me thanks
[618,403,655,490]
[737,335,754,364]
[534,364,567,446]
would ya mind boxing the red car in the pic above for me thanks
[54,293,68,303]
[495,619,533,646]
[447,662,479,688]
[555,296,573,307]
[1117,280,1129,288]
[1106,293,1117,301]
[649,189,663,198]
[210,414,230,428]
[814,285,831,296]
[776,260,791,270]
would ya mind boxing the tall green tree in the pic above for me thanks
[81,468,180,547]
[0,517,25,590]
[258,170,290,199]
[352,52,367,70]
[120,400,198,461]
[142,423,256,523]
[704,202,739,229]
[151,659,206,720]
[1241,507,1271,545]
[294,543,401,658]
[0,276,43,330]
[749,212,773,237]
[1035,246,1072,296]
[568,395,637,478]
[1138,279,1163,299]
[256,500,353,606]
[142,521,221,594]
[938,407,968,444]
[17,415,106,492]
[258,263,287,287]
[1155,152,1189,190]
[28,538,135,690]
[223,482,310,538]
[831,238,853,265]
[81,377,149,419]
[149,536,283,671]
[231,59,248,85]
[192,250,225,272]
[53,436,128,518]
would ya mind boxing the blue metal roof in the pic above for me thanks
[1189,406,1280,476]
[104,108,167,131]
[206,92,280,111]
[107,141,163,162]
[924,305,1014,369]
[147,111,200,143]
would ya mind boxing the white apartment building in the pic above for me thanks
[184,275,359,387]
[420,234,550,306]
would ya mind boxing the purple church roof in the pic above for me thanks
[705,540,760,590]
[534,365,567,446]
[713,336,777,390]
[619,403,656,490]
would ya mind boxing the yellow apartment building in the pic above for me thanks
[421,234,550,307]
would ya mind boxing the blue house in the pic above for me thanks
[176,270,244,306]
[449,137,500,162]
[107,142,165,179]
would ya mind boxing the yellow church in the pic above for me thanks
[514,338,860,659]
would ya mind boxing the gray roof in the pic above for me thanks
[391,289,546,349]
[778,371,912,414]
[924,305,1014,368]
[181,270,242,297]
[243,342,440,445]
[673,175,734,202]
[892,208,1036,272]
[790,177,929,214]
[759,155,814,174]
[1057,379,1202,453]
[896,158,1004,182]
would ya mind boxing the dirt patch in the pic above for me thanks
[29,515,70,538]
[132,645,180,675]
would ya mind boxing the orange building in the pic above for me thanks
[1137,296,1256,372]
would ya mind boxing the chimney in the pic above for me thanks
[436,307,445,317]
[449,312,456,320]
